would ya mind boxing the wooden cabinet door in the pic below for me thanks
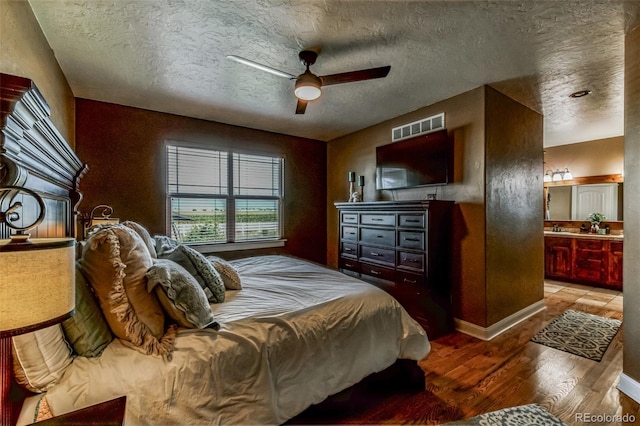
[545,237,572,279]
[573,239,606,283]
[607,241,623,289]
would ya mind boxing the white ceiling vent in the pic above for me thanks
[391,113,445,142]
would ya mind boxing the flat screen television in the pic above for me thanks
[375,129,451,190]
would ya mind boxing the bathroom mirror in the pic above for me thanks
[544,175,624,222]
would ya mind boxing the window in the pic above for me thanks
[167,145,283,245]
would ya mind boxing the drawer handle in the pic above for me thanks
[402,257,420,263]
[346,232,356,235]
[403,278,417,284]
[344,247,353,251]
[375,235,385,238]
[344,263,354,268]
[405,219,421,223]
[371,218,384,221]
[371,252,383,257]
[404,238,420,242]
[370,270,381,275]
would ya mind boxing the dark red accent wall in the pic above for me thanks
[75,99,327,264]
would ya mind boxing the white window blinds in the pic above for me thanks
[167,144,283,244]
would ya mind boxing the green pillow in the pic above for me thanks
[61,263,113,357]
[146,259,219,330]
[155,237,225,304]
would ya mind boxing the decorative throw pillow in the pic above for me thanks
[154,236,225,303]
[206,255,242,290]
[122,220,157,258]
[81,225,176,356]
[62,262,113,357]
[146,259,220,329]
[12,325,73,392]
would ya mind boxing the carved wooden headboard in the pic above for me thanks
[1,73,87,424]
[1,73,87,239]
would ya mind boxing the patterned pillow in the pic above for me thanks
[81,225,176,356]
[12,325,73,392]
[206,255,242,290]
[61,262,113,357]
[155,236,225,303]
[146,259,219,329]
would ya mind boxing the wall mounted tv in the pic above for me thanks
[375,129,452,190]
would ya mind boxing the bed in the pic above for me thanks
[2,74,430,425]
[18,253,429,425]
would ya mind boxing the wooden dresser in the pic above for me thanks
[335,200,454,338]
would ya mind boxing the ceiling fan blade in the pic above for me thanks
[295,99,308,115]
[320,65,391,86]
[226,55,295,79]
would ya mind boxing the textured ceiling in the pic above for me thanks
[28,0,640,146]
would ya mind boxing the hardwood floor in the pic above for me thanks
[419,280,630,425]
[290,280,639,425]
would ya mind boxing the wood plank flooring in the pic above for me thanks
[289,280,639,425]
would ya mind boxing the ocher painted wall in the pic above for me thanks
[484,86,544,326]
[327,88,487,326]
[327,86,543,329]
[623,23,640,396]
[0,0,75,147]
[544,136,624,178]
[327,87,544,327]
[76,99,327,264]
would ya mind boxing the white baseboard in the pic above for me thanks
[618,373,640,404]
[454,300,546,341]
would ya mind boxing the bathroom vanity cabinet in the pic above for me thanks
[544,233,623,290]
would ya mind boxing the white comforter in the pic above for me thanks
[26,255,429,425]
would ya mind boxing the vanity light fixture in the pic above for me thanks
[544,170,553,183]
[551,168,574,181]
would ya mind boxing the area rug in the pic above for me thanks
[531,310,621,361]
[444,404,566,425]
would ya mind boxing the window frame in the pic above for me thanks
[166,143,285,250]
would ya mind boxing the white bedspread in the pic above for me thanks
[25,255,429,425]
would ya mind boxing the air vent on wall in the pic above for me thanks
[391,113,445,142]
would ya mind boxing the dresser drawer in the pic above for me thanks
[399,214,425,228]
[360,263,395,282]
[340,242,358,258]
[341,212,358,224]
[361,213,395,226]
[360,245,395,265]
[398,231,425,250]
[397,271,425,286]
[339,257,360,273]
[341,226,358,241]
[360,227,395,246]
[398,251,425,272]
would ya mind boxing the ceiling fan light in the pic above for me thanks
[294,72,322,101]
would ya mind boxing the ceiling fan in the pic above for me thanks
[226,50,391,114]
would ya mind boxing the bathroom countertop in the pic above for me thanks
[544,230,624,241]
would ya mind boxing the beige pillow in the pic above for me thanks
[121,220,157,258]
[12,325,73,392]
[207,255,242,290]
[81,225,175,356]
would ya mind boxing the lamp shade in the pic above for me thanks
[294,71,322,101]
[0,238,75,336]
[562,168,573,180]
